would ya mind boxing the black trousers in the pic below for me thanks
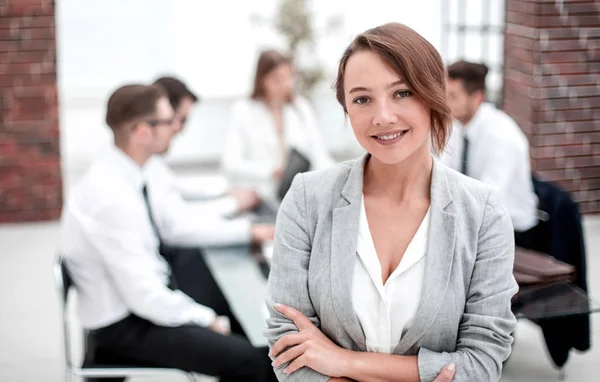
[85,246,276,382]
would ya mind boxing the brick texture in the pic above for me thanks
[0,0,62,223]
[503,0,600,214]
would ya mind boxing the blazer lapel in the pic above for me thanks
[330,154,368,351]
[394,159,457,354]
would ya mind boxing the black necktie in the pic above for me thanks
[141,184,160,241]
[141,185,172,267]
[460,136,469,176]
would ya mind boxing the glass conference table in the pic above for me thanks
[203,244,600,346]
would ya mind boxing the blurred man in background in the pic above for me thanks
[441,60,539,247]
[152,76,261,217]
[61,84,276,381]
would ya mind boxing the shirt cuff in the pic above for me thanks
[188,304,217,327]
[228,216,253,244]
[216,195,240,216]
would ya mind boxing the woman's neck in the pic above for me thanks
[261,95,284,111]
[363,145,433,203]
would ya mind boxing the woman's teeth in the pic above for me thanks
[375,131,406,140]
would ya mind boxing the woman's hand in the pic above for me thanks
[271,304,351,377]
[228,188,260,211]
[433,364,456,381]
[250,224,275,243]
[273,167,284,180]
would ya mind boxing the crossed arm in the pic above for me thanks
[270,304,456,382]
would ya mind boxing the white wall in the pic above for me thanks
[56,0,176,173]
[57,0,458,175]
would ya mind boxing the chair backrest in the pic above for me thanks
[54,254,75,369]
[54,254,74,304]
[52,255,196,380]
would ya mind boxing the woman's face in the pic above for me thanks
[263,63,295,103]
[343,51,432,165]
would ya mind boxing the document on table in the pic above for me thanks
[261,241,274,265]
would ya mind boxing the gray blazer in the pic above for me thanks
[264,154,518,382]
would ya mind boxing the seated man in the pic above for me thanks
[441,60,539,246]
[61,84,276,381]
[151,76,260,217]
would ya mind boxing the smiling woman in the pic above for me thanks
[264,22,518,382]
[335,23,450,160]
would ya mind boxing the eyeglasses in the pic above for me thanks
[145,118,174,127]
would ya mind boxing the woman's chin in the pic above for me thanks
[368,147,413,166]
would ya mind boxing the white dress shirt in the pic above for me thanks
[146,156,239,217]
[221,97,335,197]
[61,146,252,330]
[440,103,538,232]
[352,197,429,354]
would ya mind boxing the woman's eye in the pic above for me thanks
[353,96,369,105]
[395,90,412,98]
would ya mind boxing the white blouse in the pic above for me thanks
[352,197,430,354]
[221,97,335,198]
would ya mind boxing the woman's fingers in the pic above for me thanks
[433,363,456,382]
[270,332,306,358]
[272,342,306,368]
[283,354,307,375]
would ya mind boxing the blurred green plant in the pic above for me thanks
[252,0,342,96]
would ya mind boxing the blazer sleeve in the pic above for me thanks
[417,189,519,382]
[263,174,330,382]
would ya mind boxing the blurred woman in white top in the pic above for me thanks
[221,50,335,197]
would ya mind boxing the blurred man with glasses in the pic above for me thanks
[61,84,276,381]
[151,76,261,216]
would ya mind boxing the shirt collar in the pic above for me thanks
[107,145,147,192]
[461,102,494,141]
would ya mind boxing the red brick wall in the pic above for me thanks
[503,0,600,214]
[0,0,62,223]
